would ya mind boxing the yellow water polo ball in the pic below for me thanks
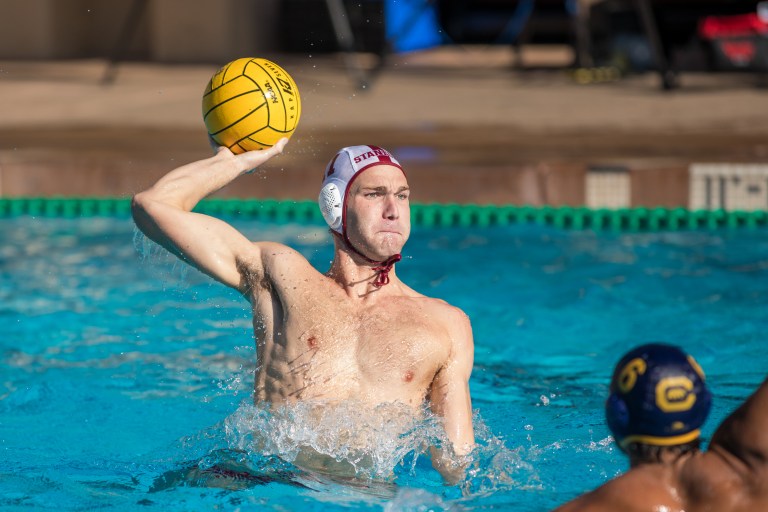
[202,57,301,153]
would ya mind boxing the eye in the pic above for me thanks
[397,192,410,200]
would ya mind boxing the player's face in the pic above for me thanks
[345,165,411,261]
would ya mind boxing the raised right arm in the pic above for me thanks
[708,377,768,482]
[131,139,287,292]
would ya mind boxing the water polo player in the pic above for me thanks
[555,343,768,511]
[131,140,475,481]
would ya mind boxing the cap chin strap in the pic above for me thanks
[333,231,401,287]
[371,253,401,287]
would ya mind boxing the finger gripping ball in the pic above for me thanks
[202,57,301,153]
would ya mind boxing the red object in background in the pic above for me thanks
[698,12,768,70]
[699,13,768,40]
[720,40,756,65]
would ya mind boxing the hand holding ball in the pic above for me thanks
[202,58,301,153]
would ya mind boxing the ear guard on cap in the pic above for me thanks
[319,181,343,232]
[605,392,631,442]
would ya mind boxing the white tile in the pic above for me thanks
[586,170,630,208]
[690,164,768,210]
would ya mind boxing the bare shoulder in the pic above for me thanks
[679,450,762,511]
[256,241,310,266]
[553,482,628,512]
[401,288,468,321]
[411,294,472,334]
[685,378,768,507]
[414,295,473,363]
[555,469,679,512]
[239,241,320,288]
[393,284,472,350]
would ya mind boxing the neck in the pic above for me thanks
[628,446,699,469]
[327,239,401,294]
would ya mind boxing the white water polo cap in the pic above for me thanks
[319,145,404,234]
[318,145,405,287]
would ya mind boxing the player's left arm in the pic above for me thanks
[428,307,476,482]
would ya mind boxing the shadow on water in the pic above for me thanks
[148,450,308,492]
[148,448,403,507]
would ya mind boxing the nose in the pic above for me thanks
[383,193,399,220]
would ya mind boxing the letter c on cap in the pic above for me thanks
[656,376,696,412]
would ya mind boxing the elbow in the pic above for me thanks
[130,192,147,224]
[130,191,144,214]
[131,191,157,233]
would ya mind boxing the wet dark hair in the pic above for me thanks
[624,439,702,466]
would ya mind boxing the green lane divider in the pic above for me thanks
[1,197,767,231]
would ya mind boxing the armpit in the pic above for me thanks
[236,253,269,293]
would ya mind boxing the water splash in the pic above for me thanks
[155,400,537,502]
[458,415,539,497]
[223,400,444,481]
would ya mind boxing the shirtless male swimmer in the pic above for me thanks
[131,139,475,481]
[554,343,768,512]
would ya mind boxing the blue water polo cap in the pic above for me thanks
[605,343,711,449]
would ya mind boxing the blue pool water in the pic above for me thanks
[2,216,767,511]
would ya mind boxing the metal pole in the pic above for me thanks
[102,0,149,85]
[325,0,370,90]
[634,0,677,90]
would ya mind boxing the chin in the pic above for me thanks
[349,230,408,260]
[378,233,406,254]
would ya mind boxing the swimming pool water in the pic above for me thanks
[1,216,766,511]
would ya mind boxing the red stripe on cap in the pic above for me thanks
[367,145,405,175]
[324,153,340,180]
[367,145,393,166]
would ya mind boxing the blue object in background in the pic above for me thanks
[384,0,444,52]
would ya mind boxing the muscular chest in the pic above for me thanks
[356,307,448,380]
[285,295,450,386]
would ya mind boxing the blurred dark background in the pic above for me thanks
[1,0,765,77]
[1,0,767,206]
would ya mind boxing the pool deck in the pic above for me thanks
[1,48,767,206]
